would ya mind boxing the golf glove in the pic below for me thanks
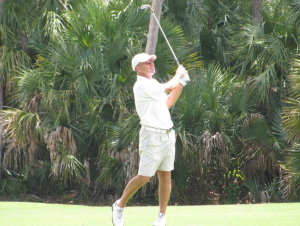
[180,73,190,86]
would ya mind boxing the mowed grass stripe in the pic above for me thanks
[0,202,299,226]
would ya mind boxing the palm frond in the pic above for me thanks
[23,161,52,193]
[280,144,300,201]
[283,56,300,142]
[43,11,66,42]
[283,99,300,142]
[16,68,42,102]
[248,64,277,104]
[0,108,41,148]
[96,156,124,190]
[51,147,86,187]
[121,113,140,147]
[0,45,31,80]
[0,0,32,32]
[243,113,280,153]
[0,169,24,195]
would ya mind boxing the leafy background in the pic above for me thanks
[1,0,300,205]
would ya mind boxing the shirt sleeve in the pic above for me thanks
[142,79,167,101]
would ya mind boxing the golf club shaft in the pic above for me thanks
[141,5,190,83]
[142,5,180,66]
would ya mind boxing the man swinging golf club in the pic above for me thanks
[112,53,189,226]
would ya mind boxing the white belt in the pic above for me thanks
[142,126,173,134]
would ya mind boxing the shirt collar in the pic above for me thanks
[137,75,153,81]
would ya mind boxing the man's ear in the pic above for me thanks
[136,65,141,73]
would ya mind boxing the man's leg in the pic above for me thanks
[112,175,150,225]
[157,170,171,214]
[118,175,151,208]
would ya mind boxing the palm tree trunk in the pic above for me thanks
[252,0,263,23]
[0,79,3,190]
[0,0,4,190]
[84,157,91,187]
[145,0,163,55]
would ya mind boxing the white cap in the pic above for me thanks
[131,53,157,71]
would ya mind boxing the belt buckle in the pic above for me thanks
[166,128,172,133]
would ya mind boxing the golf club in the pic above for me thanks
[141,4,190,83]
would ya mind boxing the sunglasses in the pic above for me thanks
[138,60,155,66]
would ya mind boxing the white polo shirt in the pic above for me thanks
[133,75,173,129]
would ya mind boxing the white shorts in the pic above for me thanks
[138,127,176,177]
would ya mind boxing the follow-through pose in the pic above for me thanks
[112,53,189,226]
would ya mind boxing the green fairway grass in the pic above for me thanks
[0,201,300,226]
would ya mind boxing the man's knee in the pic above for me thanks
[157,171,171,181]
[136,175,151,185]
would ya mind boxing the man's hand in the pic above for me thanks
[165,65,188,92]
[176,65,190,87]
[176,65,187,78]
[180,72,190,87]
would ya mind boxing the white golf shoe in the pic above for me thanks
[152,213,166,226]
[112,199,124,226]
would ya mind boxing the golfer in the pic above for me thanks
[112,53,189,226]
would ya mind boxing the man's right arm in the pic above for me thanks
[164,65,189,109]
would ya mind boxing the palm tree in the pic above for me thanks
[224,0,300,202]
[280,144,300,201]
[282,55,300,201]
[145,0,163,55]
[0,0,4,189]
[0,79,3,189]
[0,0,86,194]
[252,0,263,23]
[167,0,294,203]
[169,62,251,203]
[0,0,33,189]
[0,0,150,197]
[1,0,300,205]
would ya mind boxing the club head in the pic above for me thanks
[140,5,151,10]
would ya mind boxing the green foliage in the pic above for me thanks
[51,148,86,188]
[23,161,56,195]
[96,155,124,191]
[1,0,300,205]
[171,64,249,204]
[243,178,281,203]
[0,169,24,195]
[280,144,300,201]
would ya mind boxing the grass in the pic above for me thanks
[1,201,300,226]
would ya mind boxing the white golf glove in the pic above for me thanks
[180,73,190,87]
